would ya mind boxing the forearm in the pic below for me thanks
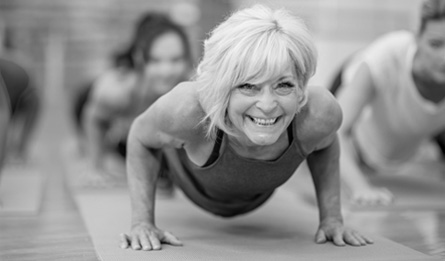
[84,117,109,169]
[307,136,343,224]
[338,134,372,191]
[126,128,160,226]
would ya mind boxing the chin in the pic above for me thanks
[248,135,280,146]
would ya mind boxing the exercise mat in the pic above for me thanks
[75,188,439,261]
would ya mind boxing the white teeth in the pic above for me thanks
[252,117,278,126]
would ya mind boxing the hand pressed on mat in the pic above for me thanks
[315,219,374,247]
[120,223,182,251]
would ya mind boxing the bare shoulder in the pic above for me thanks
[155,81,204,130]
[297,86,342,148]
[306,86,342,130]
[134,81,205,147]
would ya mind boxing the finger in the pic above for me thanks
[349,231,367,246]
[139,233,152,251]
[148,234,162,250]
[162,231,183,246]
[131,234,142,250]
[119,233,130,249]
[355,231,374,244]
[344,232,360,246]
[314,229,327,244]
[332,232,346,246]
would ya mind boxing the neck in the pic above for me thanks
[227,131,289,161]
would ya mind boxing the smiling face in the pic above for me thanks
[415,19,445,84]
[143,32,188,95]
[227,67,300,147]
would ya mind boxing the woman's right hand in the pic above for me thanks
[120,223,183,251]
[350,186,394,206]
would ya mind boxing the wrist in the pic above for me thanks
[320,216,343,226]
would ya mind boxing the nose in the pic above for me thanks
[256,88,278,113]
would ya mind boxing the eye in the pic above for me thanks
[238,83,256,90]
[236,83,259,95]
[275,81,296,95]
[277,81,295,88]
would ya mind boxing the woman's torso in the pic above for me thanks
[169,83,337,200]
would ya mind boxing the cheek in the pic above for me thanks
[227,97,250,121]
[280,95,299,114]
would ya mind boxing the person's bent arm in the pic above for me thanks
[307,133,373,247]
[83,87,119,171]
[121,100,183,251]
[336,63,393,205]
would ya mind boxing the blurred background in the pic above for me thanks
[0,0,423,114]
[0,0,440,260]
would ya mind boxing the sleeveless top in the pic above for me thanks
[164,119,307,217]
[0,58,30,115]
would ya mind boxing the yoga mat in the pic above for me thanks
[0,166,45,216]
[75,188,439,261]
[349,174,445,212]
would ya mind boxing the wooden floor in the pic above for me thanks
[0,100,98,261]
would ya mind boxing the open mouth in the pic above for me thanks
[247,116,280,126]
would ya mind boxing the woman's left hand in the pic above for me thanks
[314,219,373,246]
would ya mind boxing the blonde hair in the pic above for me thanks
[195,4,317,139]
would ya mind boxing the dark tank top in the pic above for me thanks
[0,59,30,115]
[166,119,307,217]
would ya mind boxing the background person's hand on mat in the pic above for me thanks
[350,186,393,206]
[120,223,183,251]
[315,219,374,246]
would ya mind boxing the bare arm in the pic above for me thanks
[121,83,197,251]
[304,88,373,246]
[307,133,342,229]
[83,77,127,170]
[126,111,162,229]
[83,97,112,170]
[336,63,392,204]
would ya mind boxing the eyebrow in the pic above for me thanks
[277,75,295,81]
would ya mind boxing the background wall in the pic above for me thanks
[0,0,425,110]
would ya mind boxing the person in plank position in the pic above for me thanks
[331,0,445,205]
[121,5,373,250]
